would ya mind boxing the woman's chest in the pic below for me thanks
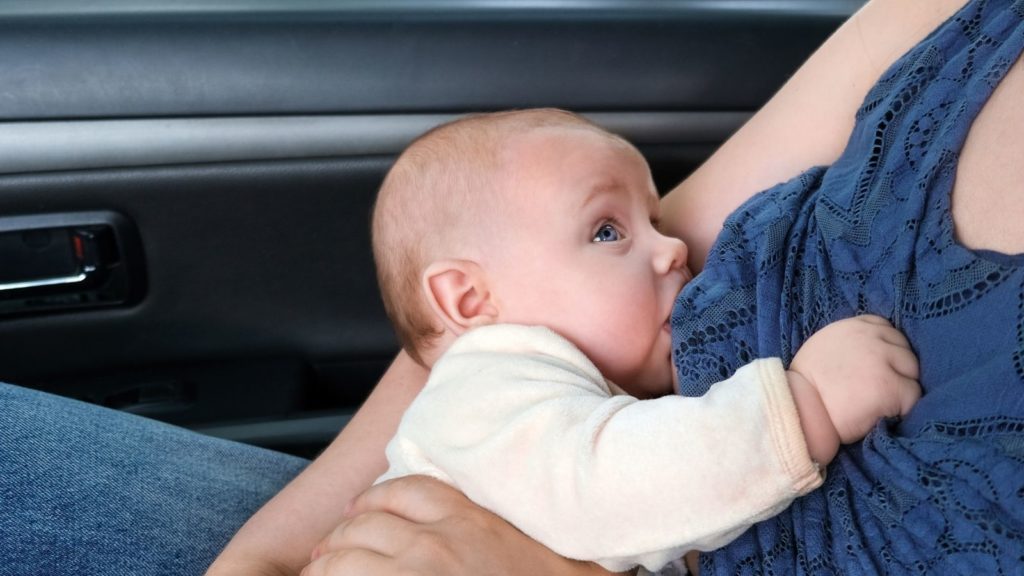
[952,55,1024,256]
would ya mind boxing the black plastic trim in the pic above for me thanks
[0,2,859,120]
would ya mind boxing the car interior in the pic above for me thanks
[0,0,864,459]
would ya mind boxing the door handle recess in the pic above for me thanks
[0,212,144,317]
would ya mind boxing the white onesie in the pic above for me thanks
[379,324,821,573]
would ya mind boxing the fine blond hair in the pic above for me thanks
[372,108,629,365]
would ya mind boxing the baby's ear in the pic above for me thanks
[422,260,499,336]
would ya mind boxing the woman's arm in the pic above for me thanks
[660,0,969,270]
[205,351,429,576]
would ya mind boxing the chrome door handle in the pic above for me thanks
[0,271,90,292]
[0,212,144,316]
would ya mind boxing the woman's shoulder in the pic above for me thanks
[661,0,970,271]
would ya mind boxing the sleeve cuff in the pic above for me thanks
[755,358,826,494]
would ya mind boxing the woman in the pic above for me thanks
[217,0,1024,573]
[2,0,1017,574]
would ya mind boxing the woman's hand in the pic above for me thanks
[301,475,621,576]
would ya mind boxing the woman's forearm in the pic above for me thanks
[206,350,429,576]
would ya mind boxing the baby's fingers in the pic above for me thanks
[887,342,920,379]
[877,326,913,351]
[893,375,922,417]
[855,314,892,327]
[854,314,914,351]
[884,343,921,417]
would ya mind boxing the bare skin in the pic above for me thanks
[205,352,427,576]
[660,0,984,267]
[952,55,1024,254]
[208,0,1022,574]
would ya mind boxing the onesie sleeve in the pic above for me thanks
[378,324,821,574]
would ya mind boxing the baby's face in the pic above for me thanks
[486,127,692,397]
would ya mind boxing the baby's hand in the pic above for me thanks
[789,315,921,444]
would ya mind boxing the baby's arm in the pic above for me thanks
[386,320,920,573]
[786,314,921,465]
[384,325,820,573]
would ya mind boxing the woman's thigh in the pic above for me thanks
[0,383,308,575]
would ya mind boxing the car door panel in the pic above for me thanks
[0,1,860,456]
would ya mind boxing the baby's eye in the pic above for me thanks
[592,222,622,243]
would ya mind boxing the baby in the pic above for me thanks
[371,109,920,573]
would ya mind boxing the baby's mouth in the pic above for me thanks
[680,267,694,287]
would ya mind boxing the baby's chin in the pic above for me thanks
[609,359,676,398]
[647,362,678,398]
[616,376,673,399]
[644,371,678,399]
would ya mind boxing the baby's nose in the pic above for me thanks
[655,235,688,273]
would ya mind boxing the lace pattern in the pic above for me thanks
[671,0,1024,572]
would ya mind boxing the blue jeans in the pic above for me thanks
[0,383,308,575]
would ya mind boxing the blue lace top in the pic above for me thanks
[670,0,1024,573]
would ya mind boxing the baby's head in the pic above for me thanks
[373,108,689,397]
